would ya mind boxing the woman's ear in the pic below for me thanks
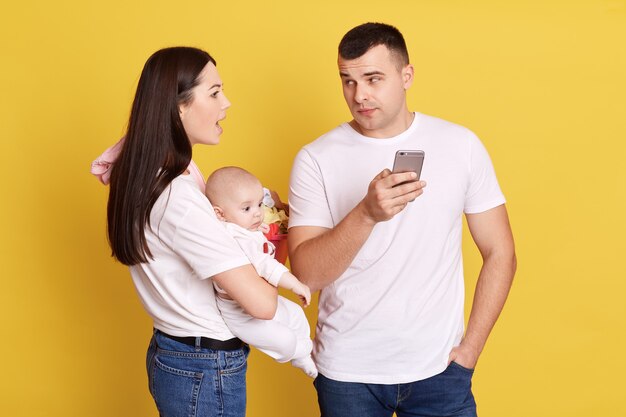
[178,103,188,121]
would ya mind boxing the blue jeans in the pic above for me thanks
[314,362,477,417]
[146,330,249,417]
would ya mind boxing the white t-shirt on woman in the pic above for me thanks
[130,173,250,340]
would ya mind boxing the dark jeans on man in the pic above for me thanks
[314,362,477,417]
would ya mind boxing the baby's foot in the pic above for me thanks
[291,355,318,378]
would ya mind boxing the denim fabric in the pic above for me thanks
[314,362,477,417]
[146,330,249,417]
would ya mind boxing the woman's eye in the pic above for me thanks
[211,91,219,98]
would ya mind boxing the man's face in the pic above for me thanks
[338,44,414,138]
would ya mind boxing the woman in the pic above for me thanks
[105,47,277,417]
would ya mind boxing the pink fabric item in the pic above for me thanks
[90,137,124,185]
[186,159,206,190]
[90,137,206,190]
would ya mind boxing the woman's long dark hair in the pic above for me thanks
[107,47,216,265]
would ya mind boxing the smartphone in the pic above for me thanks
[392,150,425,181]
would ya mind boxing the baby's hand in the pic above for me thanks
[259,223,270,234]
[278,271,311,307]
[292,281,312,307]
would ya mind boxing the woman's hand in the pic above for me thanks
[269,189,289,216]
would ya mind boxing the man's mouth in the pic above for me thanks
[358,107,376,114]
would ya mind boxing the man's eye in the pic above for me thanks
[344,80,355,86]
[370,77,380,83]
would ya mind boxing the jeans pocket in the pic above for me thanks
[439,362,477,416]
[217,347,249,417]
[221,345,249,375]
[151,355,204,417]
[450,361,475,374]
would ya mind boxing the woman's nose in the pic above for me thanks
[221,93,231,110]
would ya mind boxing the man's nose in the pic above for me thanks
[354,83,369,103]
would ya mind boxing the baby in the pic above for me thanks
[205,166,317,378]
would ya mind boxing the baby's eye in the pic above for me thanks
[258,202,263,207]
[243,206,250,212]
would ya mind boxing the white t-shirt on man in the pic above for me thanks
[288,113,505,384]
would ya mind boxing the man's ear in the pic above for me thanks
[402,64,414,90]
[213,206,226,221]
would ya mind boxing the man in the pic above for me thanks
[288,22,516,417]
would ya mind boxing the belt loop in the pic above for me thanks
[195,336,202,352]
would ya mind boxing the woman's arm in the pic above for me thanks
[212,264,278,320]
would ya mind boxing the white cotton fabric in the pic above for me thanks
[214,222,313,365]
[220,223,289,287]
[130,174,250,340]
[288,113,505,383]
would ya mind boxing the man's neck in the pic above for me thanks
[350,111,415,139]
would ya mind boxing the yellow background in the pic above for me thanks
[1,0,625,416]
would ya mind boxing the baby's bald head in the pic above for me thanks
[205,166,261,206]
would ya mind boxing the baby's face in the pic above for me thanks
[221,182,265,231]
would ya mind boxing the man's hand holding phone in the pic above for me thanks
[357,150,426,224]
[358,169,426,225]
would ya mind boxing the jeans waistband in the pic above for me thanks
[156,329,244,351]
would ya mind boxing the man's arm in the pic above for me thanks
[448,204,517,368]
[289,169,426,293]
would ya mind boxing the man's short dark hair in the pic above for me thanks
[338,22,409,68]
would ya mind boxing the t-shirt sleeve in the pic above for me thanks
[172,201,250,280]
[288,148,334,229]
[226,226,289,287]
[464,133,506,214]
[241,243,289,287]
